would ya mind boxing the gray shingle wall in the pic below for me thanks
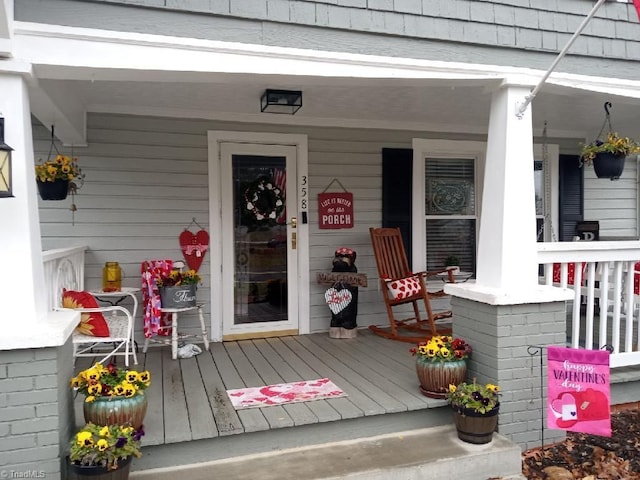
[0,341,74,479]
[451,296,568,450]
[26,0,639,62]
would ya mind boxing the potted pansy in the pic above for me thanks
[155,268,201,308]
[409,335,471,398]
[68,422,143,478]
[34,154,84,200]
[580,132,640,180]
[71,363,151,430]
[447,380,500,444]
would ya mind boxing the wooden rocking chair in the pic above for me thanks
[369,227,454,342]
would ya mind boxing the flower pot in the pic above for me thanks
[452,404,500,444]
[83,394,147,430]
[159,284,197,308]
[415,356,467,399]
[36,179,69,200]
[592,152,626,180]
[67,455,132,480]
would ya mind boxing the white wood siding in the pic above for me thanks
[584,157,639,239]
[36,114,448,341]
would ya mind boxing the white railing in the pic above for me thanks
[538,240,640,368]
[42,246,87,311]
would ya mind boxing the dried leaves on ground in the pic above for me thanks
[522,409,640,480]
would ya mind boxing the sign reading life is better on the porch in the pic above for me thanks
[318,192,354,229]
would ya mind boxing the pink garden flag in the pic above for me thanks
[547,346,611,437]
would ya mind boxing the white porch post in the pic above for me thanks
[476,80,538,292]
[0,73,48,323]
[446,79,573,449]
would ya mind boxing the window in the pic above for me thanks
[424,157,477,273]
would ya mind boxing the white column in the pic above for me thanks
[475,81,538,292]
[0,73,48,323]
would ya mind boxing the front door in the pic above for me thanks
[220,142,299,338]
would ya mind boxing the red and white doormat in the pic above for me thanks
[227,378,347,410]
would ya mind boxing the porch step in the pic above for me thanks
[129,425,525,480]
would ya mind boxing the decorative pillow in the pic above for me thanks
[385,277,422,300]
[62,289,110,337]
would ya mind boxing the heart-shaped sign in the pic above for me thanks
[325,287,353,314]
[179,229,210,272]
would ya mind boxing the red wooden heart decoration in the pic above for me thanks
[179,229,209,272]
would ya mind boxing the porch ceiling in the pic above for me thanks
[31,72,640,145]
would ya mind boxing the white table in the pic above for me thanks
[142,304,210,360]
[435,271,474,283]
[90,287,140,320]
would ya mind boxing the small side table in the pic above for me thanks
[90,287,140,320]
[142,304,210,360]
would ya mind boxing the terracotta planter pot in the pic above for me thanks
[415,356,467,399]
[83,394,147,430]
[36,179,69,200]
[67,455,132,480]
[452,404,500,444]
[592,152,625,180]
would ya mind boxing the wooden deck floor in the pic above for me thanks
[73,329,446,446]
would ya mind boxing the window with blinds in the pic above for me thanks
[424,157,477,273]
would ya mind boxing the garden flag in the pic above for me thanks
[547,346,611,437]
[634,0,640,21]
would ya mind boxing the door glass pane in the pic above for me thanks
[232,155,287,325]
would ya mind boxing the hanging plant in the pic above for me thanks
[243,175,285,222]
[580,102,640,180]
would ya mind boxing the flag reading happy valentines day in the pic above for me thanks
[547,346,611,437]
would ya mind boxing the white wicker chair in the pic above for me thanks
[54,258,138,366]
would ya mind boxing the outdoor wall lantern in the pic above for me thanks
[0,117,14,198]
[260,89,302,115]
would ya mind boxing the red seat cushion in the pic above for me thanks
[62,289,110,337]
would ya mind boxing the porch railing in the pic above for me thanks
[538,240,640,368]
[42,246,87,311]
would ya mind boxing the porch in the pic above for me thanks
[72,329,454,471]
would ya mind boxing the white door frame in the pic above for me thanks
[207,131,310,342]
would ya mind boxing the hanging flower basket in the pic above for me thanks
[580,102,640,181]
[592,152,626,180]
[36,179,69,200]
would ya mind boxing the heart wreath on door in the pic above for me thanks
[179,228,209,272]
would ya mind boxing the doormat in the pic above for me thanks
[226,378,347,410]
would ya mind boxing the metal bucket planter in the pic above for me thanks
[159,284,197,308]
[592,152,625,180]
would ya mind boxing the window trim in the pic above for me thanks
[411,139,559,272]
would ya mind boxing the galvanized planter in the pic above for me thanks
[159,284,197,308]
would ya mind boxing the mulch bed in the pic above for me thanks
[521,408,640,479]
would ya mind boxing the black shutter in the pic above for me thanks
[558,154,583,241]
[382,148,413,264]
